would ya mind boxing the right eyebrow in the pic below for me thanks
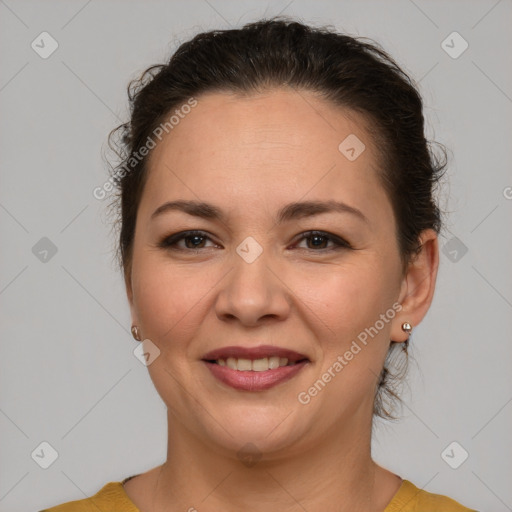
[151,200,226,222]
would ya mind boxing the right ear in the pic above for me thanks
[124,265,137,322]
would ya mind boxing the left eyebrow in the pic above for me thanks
[150,199,369,224]
[276,200,369,225]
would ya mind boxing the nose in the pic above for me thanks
[214,249,292,327]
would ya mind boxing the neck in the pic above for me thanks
[152,410,388,512]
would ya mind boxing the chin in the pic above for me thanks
[199,407,305,457]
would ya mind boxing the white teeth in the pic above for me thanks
[268,356,280,369]
[226,357,238,370]
[237,358,252,371]
[252,357,269,372]
[215,356,294,371]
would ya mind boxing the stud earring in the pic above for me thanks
[401,322,413,335]
[131,325,141,341]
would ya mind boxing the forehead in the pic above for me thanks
[140,88,390,223]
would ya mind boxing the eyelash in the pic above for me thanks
[158,230,352,252]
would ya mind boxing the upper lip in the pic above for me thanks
[202,345,309,363]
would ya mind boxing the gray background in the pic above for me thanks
[1,1,511,511]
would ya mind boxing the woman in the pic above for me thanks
[41,17,478,512]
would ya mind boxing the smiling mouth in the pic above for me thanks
[202,358,310,391]
[204,356,309,372]
[201,345,310,390]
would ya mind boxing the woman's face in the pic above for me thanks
[127,89,410,457]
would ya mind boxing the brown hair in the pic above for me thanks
[107,17,447,419]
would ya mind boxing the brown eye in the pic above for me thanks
[295,231,352,251]
[159,231,217,250]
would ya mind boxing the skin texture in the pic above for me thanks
[123,88,439,511]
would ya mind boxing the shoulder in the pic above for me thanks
[38,481,139,512]
[385,480,479,512]
[38,477,479,512]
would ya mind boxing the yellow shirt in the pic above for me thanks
[39,476,478,512]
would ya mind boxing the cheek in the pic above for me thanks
[297,265,399,409]
[131,259,210,409]
[132,257,209,348]
[296,260,396,342]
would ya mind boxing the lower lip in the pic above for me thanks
[203,361,308,391]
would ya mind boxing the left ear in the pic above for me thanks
[391,229,439,342]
